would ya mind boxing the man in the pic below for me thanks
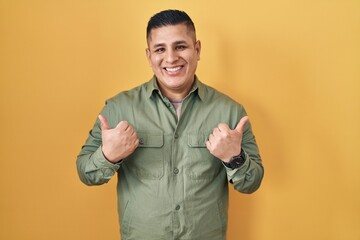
[77,9,264,240]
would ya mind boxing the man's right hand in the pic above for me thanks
[98,114,139,163]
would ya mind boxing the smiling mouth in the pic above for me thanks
[164,66,183,73]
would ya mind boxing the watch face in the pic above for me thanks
[224,150,246,169]
[230,150,246,168]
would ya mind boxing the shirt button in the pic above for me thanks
[173,168,179,174]
[175,205,180,210]
[174,133,179,139]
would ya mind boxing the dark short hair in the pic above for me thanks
[146,9,196,41]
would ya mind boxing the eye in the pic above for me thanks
[176,45,187,51]
[154,48,165,53]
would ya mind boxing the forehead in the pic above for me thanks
[147,24,195,46]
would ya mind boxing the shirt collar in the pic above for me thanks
[145,75,206,101]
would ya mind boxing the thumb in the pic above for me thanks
[98,114,110,130]
[234,116,249,133]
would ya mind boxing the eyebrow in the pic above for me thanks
[152,40,188,49]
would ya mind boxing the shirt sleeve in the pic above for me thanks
[224,113,264,194]
[76,101,121,186]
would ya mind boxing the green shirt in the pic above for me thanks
[77,76,264,240]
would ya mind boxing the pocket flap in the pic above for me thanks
[188,133,208,147]
[137,132,164,148]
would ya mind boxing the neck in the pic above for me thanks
[157,79,195,100]
[168,98,183,103]
[162,91,187,101]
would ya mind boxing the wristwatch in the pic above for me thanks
[223,148,246,170]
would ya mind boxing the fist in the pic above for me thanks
[98,115,139,163]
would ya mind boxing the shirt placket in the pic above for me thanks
[170,93,196,239]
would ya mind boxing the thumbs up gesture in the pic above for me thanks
[206,116,248,162]
[98,115,139,163]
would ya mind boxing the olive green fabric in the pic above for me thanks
[77,76,264,240]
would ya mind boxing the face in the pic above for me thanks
[146,24,201,99]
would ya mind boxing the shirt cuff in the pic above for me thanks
[92,147,122,171]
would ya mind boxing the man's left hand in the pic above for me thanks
[206,116,248,162]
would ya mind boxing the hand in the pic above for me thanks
[98,114,139,163]
[206,116,248,162]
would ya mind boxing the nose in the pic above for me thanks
[165,49,179,63]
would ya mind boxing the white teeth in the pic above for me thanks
[165,66,182,72]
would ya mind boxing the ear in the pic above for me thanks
[195,40,201,60]
[145,48,152,67]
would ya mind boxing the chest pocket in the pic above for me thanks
[125,132,164,180]
[186,133,223,180]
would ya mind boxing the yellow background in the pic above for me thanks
[1,0,359,239]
